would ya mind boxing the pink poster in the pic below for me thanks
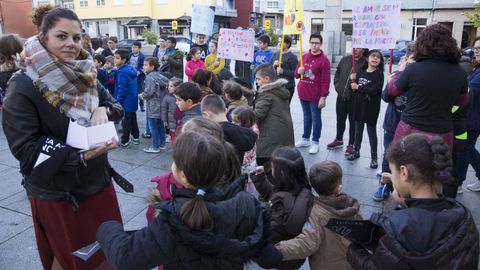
[217,28,255,62]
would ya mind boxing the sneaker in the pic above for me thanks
[327,139,343,150]
[457,186,463,194]
[165,136,171,143]
[466,181,480,192]
[370,159,378,169]
[376,169,382,176]
[132,138,140,145]
[141,132,151,139]
[158,144,167,150]
[372,184,390,202]
[119,140,131,148]
[143,147,160,153]
[309,144,319,154]
[347,150,360,161]
[295,139,310,148]
[345,144,354,156]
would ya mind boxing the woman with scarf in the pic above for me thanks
[1,7,124,270]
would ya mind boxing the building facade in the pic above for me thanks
[74,0,237,40]
[279,0,476,49]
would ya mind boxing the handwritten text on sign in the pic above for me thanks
[352,2,401,50]
[217,28,255,62]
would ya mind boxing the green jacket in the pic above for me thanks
[166,49,184,80]
[254,79,294,158]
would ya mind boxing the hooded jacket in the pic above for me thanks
[141,71,169,119]
[254,78,294,158]
[295,50,331,103]
[275,194,362,270]
[164,48,184,80]
[114,64,138,112]
[347,198,479,270]
[161,93,177,130]
[97,187,267,270]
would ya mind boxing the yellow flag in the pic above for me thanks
[283,0,305,35]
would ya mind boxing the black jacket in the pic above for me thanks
[347,198,479,270]
[334,55,367,101]
[269,51,299,89]
[97,187,269,270]
[220,121,257,164]
[2,72,124,200]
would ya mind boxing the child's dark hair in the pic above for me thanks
[133,41,142,48]
[201,94,226,114]
[255,63,277,81]
[192,69,212,88]
[309,161,342,196]
[257,34,270,46]
[91,37,101,51]
[210,40,218,49]
[144,56,160,70]
[114,49,130,63]
[0,34,23,65]
[32,5,81,34]
[186,47,201,61]
[223,81,243,101]
[232,107,256,128]
[93,54,106,66]
[174,82,202,103]
[387,133,454,186]
[173,132,227,231]
[361,49,385,72]
[167,37,177,45]
[271,147,310,194]
[108,36,118,43]
[309,33,323,43]
[282,35,293,49]
[169,77,182,88]
[182,118,240,184]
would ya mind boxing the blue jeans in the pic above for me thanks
[456,130,480,185]
[148,117,166,149]
[381,130,395,173]
[300,100,322,143]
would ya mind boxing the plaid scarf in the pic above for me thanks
[23,36,98,121]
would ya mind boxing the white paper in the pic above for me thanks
[191,4,215,36]
[217,28,255,62]
[66,120,118,150]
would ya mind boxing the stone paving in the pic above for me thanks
[1,78,480,269]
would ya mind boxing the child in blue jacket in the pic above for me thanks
[114,49,140,147]
[251,35,273,82]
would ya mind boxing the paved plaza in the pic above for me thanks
[1,78,480,269]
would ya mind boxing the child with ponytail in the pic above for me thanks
[97,132,266,269]
[347,133,479,269]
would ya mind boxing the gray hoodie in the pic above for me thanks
[141,71,169,119]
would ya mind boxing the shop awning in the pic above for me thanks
[126,19,151,28]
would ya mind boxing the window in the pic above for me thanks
[96,0,105,6]
[411,18,427,40]
[157,0,168,3]
[79,0,88,7]
[267,1,278,9]
[64,2,74,9]
[113,0,123,5]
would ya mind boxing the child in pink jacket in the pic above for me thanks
[185,47,206,81]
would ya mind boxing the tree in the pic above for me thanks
[466,2,480,28]
[141,30,157,45]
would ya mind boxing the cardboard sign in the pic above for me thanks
[282,0,305,35]
[217,28,255,62]
[352,1,402,50]
[191,4,215,36]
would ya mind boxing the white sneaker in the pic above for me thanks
[309,144,319,154]
[165,136,171,143]
[457,186,463,194]
[466,181,480,192]
[295,139,310,148]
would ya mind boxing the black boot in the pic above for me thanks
[347,150,360,161]
[370,152,378,169]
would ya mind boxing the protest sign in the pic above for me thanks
[282,0,305,35]
[191,4,215,36]
[217,28,255,62]
[352,1,401,50]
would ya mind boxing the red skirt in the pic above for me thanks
[29,182,122,270]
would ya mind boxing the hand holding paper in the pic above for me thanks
[66,120,119,150]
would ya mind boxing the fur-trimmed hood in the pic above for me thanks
[258,78,290,100]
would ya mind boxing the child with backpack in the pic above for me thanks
[347,133,479,269]
[347,49,385,169]
[251,146,314,270]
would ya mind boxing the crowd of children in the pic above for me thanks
[2,16,480,268]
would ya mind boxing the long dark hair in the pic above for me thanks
[387,133,454,186]
[271,147,310,195]
[174,132,227,231]
[361,49,385,72]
